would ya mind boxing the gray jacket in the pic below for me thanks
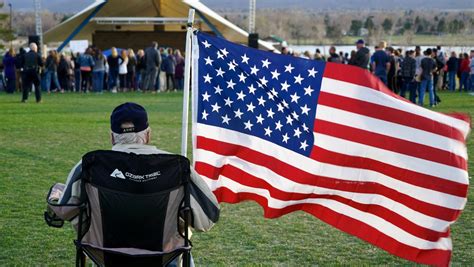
[144,46,162,70]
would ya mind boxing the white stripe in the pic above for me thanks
[195,124,468,209]
[196,148,452,232]
[312,126,468,184]
[320,77,471,139]
[316,104,468,160]
[203,175,453,251]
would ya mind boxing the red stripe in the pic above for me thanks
[317,91,466,144]
[313,118,467,171]
[213,187,451,267]
[196,136,463,221]
[309,144,467,198]
[196,161,450,241]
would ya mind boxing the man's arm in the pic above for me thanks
[188,168,220,232]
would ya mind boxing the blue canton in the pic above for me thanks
[196,32,326,156]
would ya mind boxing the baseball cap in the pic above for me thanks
[356,39,365,45]
[110,102,149,134]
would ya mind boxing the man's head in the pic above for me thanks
[110,102,151,145]
[356,39,364,50]
[152,41,158,49]
[29,43,38,52]
[329,46,336,54]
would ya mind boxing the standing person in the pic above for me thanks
[72,52,81,92]
[400,50,417,103]
[419,49,437,107]
[143,42,161,92]
[44,50,62,93]
[15,47,26,93]
[126,49,137,91]
[371,41,391,85]
[459,53,470,92]
[21,43,44,103]
[327,46,342,63]
[164,48,176,91]
[349,39,370,69]
[135,49,146,91]
[159,48,168,92]
[174,49,185,91]
[57,52,73,92]
[386,47,397,92]
[446,52,458,91]
[92,49,107,93]
[470,50,474,91]
[118,49,128,92]
[79,48,95,93]
[107,47,121,93]
[3,48,16,94]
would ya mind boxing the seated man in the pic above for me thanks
[47,102,219,266]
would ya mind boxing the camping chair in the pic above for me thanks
[45,150,193,267]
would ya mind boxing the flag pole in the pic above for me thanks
[181,9,196,157]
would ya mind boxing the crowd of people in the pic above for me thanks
[282,40,474,107]
[0,41,186,102]
[1,39,474,106]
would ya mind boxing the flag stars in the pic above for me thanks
[204,56,213,65]
[282,133,290,143]
[236,91,246,101]
[293,127,302,138]
[211,102,221,113]
[267,91,275,101]
[286,115,294,125]
[202,40,211,48]
[250,65,260,75]
[257,96,266,106]
[264,127,273,137]
[261,59,271,68]
[280,81,290,91]
[220,48,229,57]
[221,114,231,125]
[300,140,309,151]
[216,67,225,77]
[275,120,283,131]
[203,74,212,83]
[246,102,256,112]
[256,114,265,124]
[277,103,284,112]
[304,85,314,96]
[241,53,250,64]
[300,104,311,115]
[224,97,234,107]
[201,110,209,120]
[226,79,236,89]
[217,51,224,59]
[271,69,281,80]
[248,84,257,94]
[202,91,211,101]
[234,109,244,119]
[228,60,237,71]
[238,72,247,83]
[302,123,309,132]
[266,108,275,118]
[214,85,223,95]
[259,76,268,87]
[244,120,254,130]
[284,63,294,73]
[290,92,300,103]
[292,111,300,120]
[308,67,318,78]
[294,74,304,84]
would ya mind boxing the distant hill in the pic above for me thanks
[9,0,474,13]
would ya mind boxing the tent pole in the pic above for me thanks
[181,9,196,157]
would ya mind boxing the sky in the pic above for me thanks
[9,0,474,13]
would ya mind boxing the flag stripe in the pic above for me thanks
[312,132,468,186]
[313,119,467,170]
[319,77,470,138]
[204,176,452,251]
[196,125,467,209]
[318,91,466,144]
[315,105,468,161]
[195,133,465,219]
[212,187,451,266]
[196,161,452,240]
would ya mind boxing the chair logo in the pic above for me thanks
[110,169,126,179]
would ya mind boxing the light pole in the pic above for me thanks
[8,3,12,48]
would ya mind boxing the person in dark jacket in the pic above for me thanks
[349,39,370,69]
[21,43,44,103]
[327,46,342,63]
[143,42,162,92]
[400,50,417,103]
[459,53,470,92]
[164,48,176,91]
[107,47,121,93]
[57,53,73,92]
[135,49,146,91]
[446,52,458,92]
[44,50,62,93]
[2,48,16,94]
[174,49,185,90]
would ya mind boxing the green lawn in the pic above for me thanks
[0,91,472,266]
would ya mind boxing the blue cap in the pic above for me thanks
[356,39,365,44]
[110,102,149,134]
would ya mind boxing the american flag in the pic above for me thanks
[191,32,470,266]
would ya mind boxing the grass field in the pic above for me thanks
[0,91,472,266]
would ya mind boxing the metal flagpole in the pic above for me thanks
[181,9,196,157]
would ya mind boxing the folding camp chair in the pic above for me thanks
[45,150,193,267]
